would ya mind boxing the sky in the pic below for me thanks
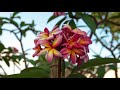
[0,12,118,77]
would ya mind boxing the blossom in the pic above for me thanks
[33,24,92,65]
[11,47,18,53]
[36,35,63,62]
[53,12,65,16]
[60,25,92,64]
[32,39,42,57]
[60,48,84,64]
[36,26,62,41]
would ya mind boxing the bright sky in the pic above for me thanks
[0,12,118,77]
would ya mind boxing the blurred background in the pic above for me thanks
[0,12,120,78]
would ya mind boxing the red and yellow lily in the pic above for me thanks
[36,35,63,62]
[33,24,92,65]
[37,26,62,40]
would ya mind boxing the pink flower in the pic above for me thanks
[11,47,18,53]
[35,35,63,62]
[53,12,65,16]
[33,24,92,65]
[37,26,62,41]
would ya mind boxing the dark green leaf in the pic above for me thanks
[63,20,69,24]
[97,66,105,78]
[28,59,36,66]
[10,19,19,27]
[109,65,117,70]
[55,17,66,27]
[69,19,76,29]
[11,12,20,19]
[72,58,120,74]
[2,57,10,67]
[3,67,50,78]
[0,42,5,52]
[80,14,97,33]
[93,55,102,58]
[47,15,58,23]
[14,16,21,19]
[68,12,73,18]
[68,73,87,78]
[20,22,26,27]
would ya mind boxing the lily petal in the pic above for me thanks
[62,24,72,30]
[79,37,92,46]
[60,48,70,54]
[47,49,54,62]
[32,50,40,57]
[44,28,49,34]
[39,40,51,47]
[52,35,63,48]
[62,53,70,59]
[73,48,84,55]
[53,49,62,57]
[36,48,50,56]
[70,51,76,64]
[72,28,87,36]
[84,54,89,62]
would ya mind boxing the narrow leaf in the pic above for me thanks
[47,15,58,23]
[72,58,120,74]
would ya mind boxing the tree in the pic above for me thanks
[0,12,120,78]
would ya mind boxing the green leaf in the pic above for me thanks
[109,65,117,70]
[72,58,120,74]
[4,67,50,78]
[80,14,97,33]
[68,12,73,18]
[20,21,26,27]
[10,19,19,27]
[11,12,20,19]
[97,66,106,78]
[14,16,21,19]
[0,42,5,52]
[2,57,10,67]
[47,15,58,23]
[28,59,36,66]
[55,17,66,27]
[69,19,76,29]
[68,73,87,78]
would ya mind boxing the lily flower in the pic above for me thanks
[36,35,63,62]
[60,47,84,64]
[32,39,42,57]
[37,26,62,40]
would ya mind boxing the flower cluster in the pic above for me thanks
[33,25,92,65]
